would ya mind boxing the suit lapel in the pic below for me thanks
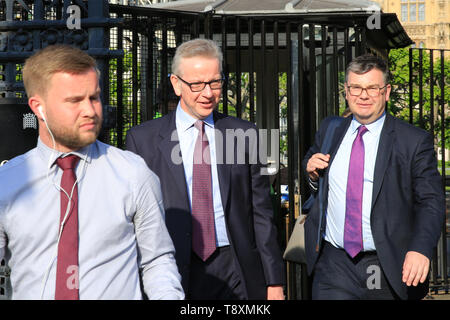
[328,117,352,164]
[213,111,231,212]
[158,112,190,206]
[371,114,394,208]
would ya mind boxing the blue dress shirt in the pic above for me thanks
[175,104,230,247]
[325,114,386,251]
[0,139,184,299]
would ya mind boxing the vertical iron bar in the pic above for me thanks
[344,28,350,67]
[261,19,267,129]
[147,19,154,120]
[309,23,317,135]
[117,12,124,148]
[320,25,327,119]
[161,16,168,116]
[175,14,183,46]
[440,50,448,291]
[132,15,138,126]
[418,49,423,128]
[286,21,297,301]
[273,21,281,275]
[274,20,280,133]
[430,50,434,140]
[249,18,255,123]
[355,28,360,56]
[361,27,367,54]
[298,21,310,300]
[221,15,228,116]
[194,16,200,38]
[204,12,212,39]
[430,49,438,290]
[235,16,242,119]
[332,27,339,115]
[409,48,413,124]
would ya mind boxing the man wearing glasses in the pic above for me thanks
[126,38,285,300]
[303,54,445,300]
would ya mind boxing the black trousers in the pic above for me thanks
[187,246,247,300]
[312,241,399,300]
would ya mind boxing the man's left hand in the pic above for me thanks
[402,251,430,286]
[267,285,285,300]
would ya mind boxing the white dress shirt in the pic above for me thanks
[325,114,385,251]
[0,139,184,300]
[175,105,230,247]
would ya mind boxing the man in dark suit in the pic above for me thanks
[303,54,445,300]
[126,38,285,300]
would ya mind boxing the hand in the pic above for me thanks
[402,251,430,286]
[306,153,330,181]
[267,285,285,300]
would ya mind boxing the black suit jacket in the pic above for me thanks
[303,114,445,300]
[126,110,285,299]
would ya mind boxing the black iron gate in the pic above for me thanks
[105,8,450,298]
[1,1,446,300]
[407,48,449,294]
[107,4,386,300]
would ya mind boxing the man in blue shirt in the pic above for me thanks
[0,45,183,299]
[303,54,445,300]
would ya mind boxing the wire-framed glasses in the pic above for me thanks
[176,75,225,92]
[346,84,388,97]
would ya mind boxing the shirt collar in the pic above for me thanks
[37,137,94,170]
[350,112,386,135]
[175,102,215,132]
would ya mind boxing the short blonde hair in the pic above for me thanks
[22,44,98,98]
[171,38,223,76]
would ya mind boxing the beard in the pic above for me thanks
[48,117,102,150]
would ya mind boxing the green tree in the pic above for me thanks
[389,47,450,149]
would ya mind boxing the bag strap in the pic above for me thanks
[316,116,344,251]
[319,117,343,154]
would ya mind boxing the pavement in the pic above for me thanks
[425,291,450,300]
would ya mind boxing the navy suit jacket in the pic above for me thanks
[303,114,445,300]
[126,110,285,299]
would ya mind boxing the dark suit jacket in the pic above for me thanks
[303,114,445,300]
[126,110,286,299]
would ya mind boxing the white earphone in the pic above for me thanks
[36,103,90,299]
[37,105,46,121]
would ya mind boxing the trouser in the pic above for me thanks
[312,241,399,300]
[187,246,247,300]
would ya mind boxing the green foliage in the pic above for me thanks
[388,47,450,149]
[109,50,141,146]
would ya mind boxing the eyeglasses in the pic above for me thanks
[176,75,225,92]
[346,84,388,97]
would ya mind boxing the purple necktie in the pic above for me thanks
[192,120,216,261]
[55,155,80,300]
[344,125,368,258]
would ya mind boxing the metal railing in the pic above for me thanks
[409,48,449,294]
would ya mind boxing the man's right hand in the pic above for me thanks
[306,153,330,181]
